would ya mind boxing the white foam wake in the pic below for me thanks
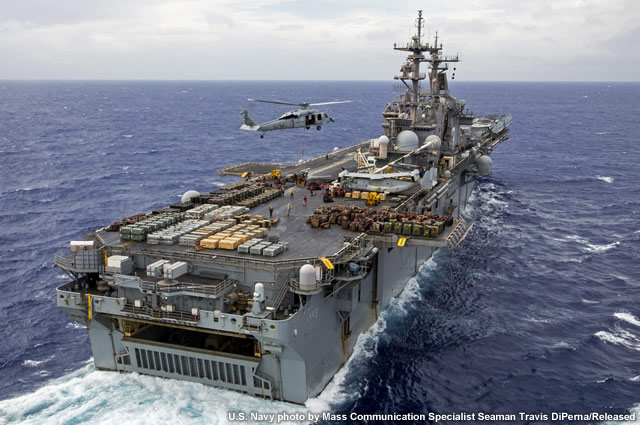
[65,322,86,329]
[601,403,640,425]
[584,241,620,253]
[309,257,437,408]
[614,312,640,327]
[0,258,440,425]
[22,356,54,368]
[595,327,640,352]
[0,361,308,425]
[596,175,614,183]
[564,235,620,254]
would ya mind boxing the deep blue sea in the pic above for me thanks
[0,81,639,425]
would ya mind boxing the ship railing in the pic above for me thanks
[53,254,74,269]
[138,278,237,297]
[439,55,460,62]
[122,304,198,323]
[54,248,105,273]
[122,246,319,271]
[332,234,371,264]
[334,264,368,282]
[287,277,331,295]
[268,278,291,310]
[252,371,274,400]
[124,245,352,273]
[394,188,427,212]
[446,220,474,250]
[241,315,263,332]
[393,42,431,51]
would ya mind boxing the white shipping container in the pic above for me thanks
[107,255,133,274]
[163,261,188,279]
[70,240,94,252]
[146,259,169,277]
[107,255,130,268]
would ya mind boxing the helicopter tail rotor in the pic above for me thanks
[239,110,260,131]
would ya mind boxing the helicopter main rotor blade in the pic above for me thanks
[248,99,301,106]
[307,100,353,106]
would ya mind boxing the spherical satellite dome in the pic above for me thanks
[425,135,441,151]
[299,264,317,290]
[396,130,419,152]
[477,155,493,175]
[378,135,389,146]
[181,190,200,203]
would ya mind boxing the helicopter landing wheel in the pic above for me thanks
[260,134,264,139]
[316,126,321,131]
[305,126,310,130]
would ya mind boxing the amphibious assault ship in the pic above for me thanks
[55,11,511,404]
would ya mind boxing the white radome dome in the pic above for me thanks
[181,190,200,203]
[299,264,317,290]
[425,135,441,151]
[396,130,419,152]
[477,155,493,175]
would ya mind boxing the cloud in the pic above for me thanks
[0,0,638,80]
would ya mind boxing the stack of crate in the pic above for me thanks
[235,188,284,209]
[120,212,184,241]
[146,219,209,245]
[184,204,219,220]
[198,216,269,250]
[241,239,289,257]
[205,205,249,221]
[180,221,233,247]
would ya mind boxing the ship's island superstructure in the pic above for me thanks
[55,11,510,404]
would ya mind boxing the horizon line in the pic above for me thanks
[0,79,639,84]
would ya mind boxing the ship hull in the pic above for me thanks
[58,176,476,404]
[53,10,510,402]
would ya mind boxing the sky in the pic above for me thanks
[0,0,638,81]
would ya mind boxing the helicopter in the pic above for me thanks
[240,99,351,138]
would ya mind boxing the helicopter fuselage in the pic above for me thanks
[240,108,334,134]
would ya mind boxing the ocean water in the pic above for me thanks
[0,81,639,425]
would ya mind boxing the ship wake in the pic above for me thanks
[308,256,439,409]
[0,361,308,425]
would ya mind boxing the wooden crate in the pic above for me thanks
[219,238,241,250]
[200,239,218,249]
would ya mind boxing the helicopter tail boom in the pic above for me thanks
[240,110,260,131]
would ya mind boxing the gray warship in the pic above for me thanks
[55,11,510,404]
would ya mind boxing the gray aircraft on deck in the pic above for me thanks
[240,99,351,138]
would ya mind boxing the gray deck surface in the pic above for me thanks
[217,142,369,179]
[100,145,408,262]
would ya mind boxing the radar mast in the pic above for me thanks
[386,10,462,145]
